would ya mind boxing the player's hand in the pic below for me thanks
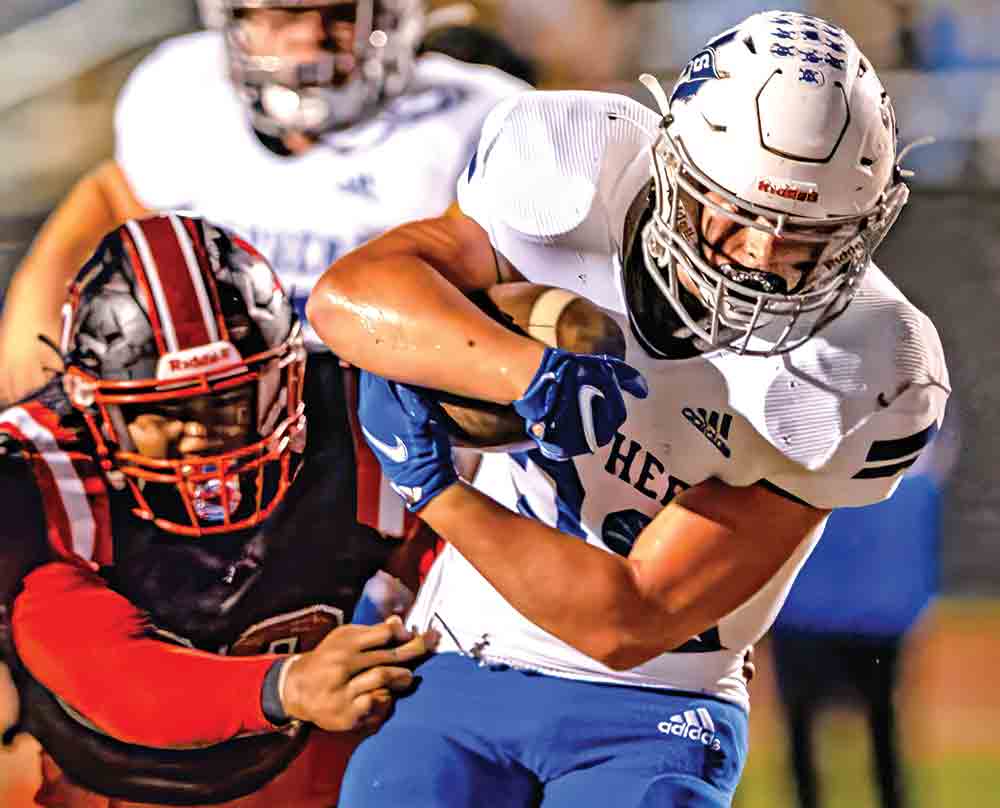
[281,616,438,733]
[359,371,459,512]
[513,347,648,461]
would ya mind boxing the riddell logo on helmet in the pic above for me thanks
[756,177,820,204]
[169,347,231,373]
[157,341,243,380]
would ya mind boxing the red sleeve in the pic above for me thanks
[12,561,283,748]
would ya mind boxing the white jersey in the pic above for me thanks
[408,91,950,711]
[114,31,528,346]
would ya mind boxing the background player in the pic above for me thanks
[0,0,529,404]
[0,214,438,808]
[307,11,950,807]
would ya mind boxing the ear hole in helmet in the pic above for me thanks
[64,374,96,408]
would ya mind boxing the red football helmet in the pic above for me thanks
[61,214,307,536]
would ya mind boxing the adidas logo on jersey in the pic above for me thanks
[657,708,722,751]
[682,407,733,458]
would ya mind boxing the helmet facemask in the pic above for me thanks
[223,0,425,137]
[67,329,306,537]
[639,110,909,356]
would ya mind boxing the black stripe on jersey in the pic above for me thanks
[758,479,813,508]
[852,456,920,480]
[865,423,938,462]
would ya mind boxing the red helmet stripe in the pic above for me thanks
[169,214,222,344]
[181,217,230,341]
[126,218,216,351]
[125,219,180,351]
[122,226,168,355]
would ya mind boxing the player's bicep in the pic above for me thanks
[444,203,523,284]
[332,211,501,293]
[627,479,827,628]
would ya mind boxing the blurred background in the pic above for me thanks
[0,1,997,806]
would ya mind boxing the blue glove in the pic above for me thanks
[513,347,648,461]
[358,371,458,512]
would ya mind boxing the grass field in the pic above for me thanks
[2,599,998,807]
[737,599,1000,808]
[738,712,1000,808]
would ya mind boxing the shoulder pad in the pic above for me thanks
[458,91,659,241]
[759,270,950,508]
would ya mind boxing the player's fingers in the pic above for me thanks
[350,616,414,652]
[388,628,440,660]
[384,614,414,643]
[311,622,367,653]
[347,620,403,652]
[347,688,392,727]
[612,361,649,399]
[366,689,394,721]
[594,384,626,448]
[352,628,440,671]
[345,665,414,699]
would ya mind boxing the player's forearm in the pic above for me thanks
[12,562,279,748]
[420,483,691,668]
[308,253,544,403]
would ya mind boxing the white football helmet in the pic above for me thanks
[221,0,425,136]
[636,10,910,355]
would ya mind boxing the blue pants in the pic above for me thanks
[341,652,748,807]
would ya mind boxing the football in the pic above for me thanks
[437,283,626,449]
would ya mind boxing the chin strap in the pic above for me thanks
[639,73,671,116]
[37,333,67,378]
[895,135,935,180]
